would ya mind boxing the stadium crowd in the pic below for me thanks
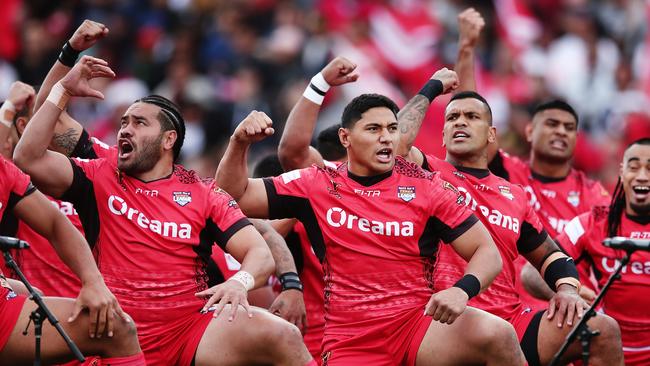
[0,0,649,365]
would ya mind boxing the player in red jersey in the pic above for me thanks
[0,156,145,365]
[216,93,529,365]
[13,56,315,366]
[556,138,650,365]
[447,8,608,306]
[397,86,623,365]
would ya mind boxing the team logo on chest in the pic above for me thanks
[397,186,416,202]
[498,185,514,200]
[567,191,580,207]
[172,191,192,206]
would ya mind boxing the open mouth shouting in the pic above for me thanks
[376,147,393,163]
[549,138,568,151]
[632,185,650,202]
[119,139,135,159]
[452,130,470,142]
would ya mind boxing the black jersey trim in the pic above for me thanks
[7,182,36,211]
[347,169,392,187]
[625,213,650,225]
[530,170,567,183]
[488,150,510,181]
[71,129,98,159]
[61,159,100,248]
[454,165,490,179]
[418,214,479,257]
[263,178,326,262]
[0,209,18,236]
[517,223,548,254]
[284,229,305,274]
[444,214,479,243]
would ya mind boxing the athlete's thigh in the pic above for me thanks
[536,310,600,365]
[194,305,293,366]
[0,297,116,365]
[416,307,501,366]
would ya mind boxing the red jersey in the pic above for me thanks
[493,150,610,237]
[491,149,609,306]
[558,209,650,364]
[288,222,325,358]
[60,157,251,342]
[423,154,548,320]
[8,130,116,297]
[0,156,33,279]
[263,157,478,336]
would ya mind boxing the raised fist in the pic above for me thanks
[321,56,359,86]
[7,81,35,111]
[431,68,459,94]
[458,8,485,49]
[68,20,109,52]
[60,56,115,99]
[233,111,274,144]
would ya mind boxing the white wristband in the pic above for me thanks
[302,72,331,105]
[228,270,255,291]
[46,82,71,111]
[0,100,16,128]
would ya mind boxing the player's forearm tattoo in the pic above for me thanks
[52,127,79,156]
[398,94,430,148]
[252,219,298,275]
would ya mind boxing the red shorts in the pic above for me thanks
[134,311,213,366]
[510,305,541,341]
[0,291,27,351]
[620,324,650,366]
[321,307,432,366]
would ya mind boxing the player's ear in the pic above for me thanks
[339,127,350,148]
[524,123,533,143]
[163,130,177,151]
[488,126,496,143]
[15,117,28,135]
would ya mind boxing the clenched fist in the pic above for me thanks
[458,8,485,49]
[232,111,275,144]
[321,56,359,86]
[69,20,109,52]
[7,81,35,112]
[431,68,459,94]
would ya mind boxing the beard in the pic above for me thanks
[117,133,163,175]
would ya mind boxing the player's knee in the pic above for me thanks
[589,314,621,349]
[265,319,303,348]
[111,316,138,344]
[485,317,518,348]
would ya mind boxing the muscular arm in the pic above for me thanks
[277,96,325,171]
[449,220,502,292]
[13,189,102,285]
[13,101,74,198]
[224,224,275,289]
[396,94,430,163]
[252,219,298,276]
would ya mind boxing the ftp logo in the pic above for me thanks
[354,189,380,197]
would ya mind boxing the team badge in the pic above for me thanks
[567,191,580,207]
[498,185,514,200]
[397,186,416,202]
[327,181,341,199]
[172,191,192,206]
[227,199,239,209]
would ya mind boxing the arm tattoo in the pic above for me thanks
[252,219,297,275]
[52,127,80,156]
[398,94,430,149]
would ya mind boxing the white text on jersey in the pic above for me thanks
[457,186,520,233]
[107,195,191,239]
[325,207,414,236]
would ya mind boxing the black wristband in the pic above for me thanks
[453,274,481,299]
[418,79,444,103]
[279,271,303,292]
[58,42,81,67]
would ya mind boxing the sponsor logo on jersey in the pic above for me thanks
[457,186,520,233]
[325,207,414,236]
[173,191,192,206]
[51,200,78,216]
[602,257,650,275]
[397,186,416,202]
[567,191,580,207]
[498,185,514,200]
[453,171,466,179]
[108,195,192,239]
[541,189,556,198]
[630,231,650,239]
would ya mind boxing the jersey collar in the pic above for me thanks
[346,169,393,187]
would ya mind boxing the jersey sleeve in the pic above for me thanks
[70,129,116,160]
[556,212,591,258]
[205,183,252,249]
[262,167,318,220]
[585,179,611,207]
[427,175,479,243]
[516,202,549,253]
[1,158,36,211]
